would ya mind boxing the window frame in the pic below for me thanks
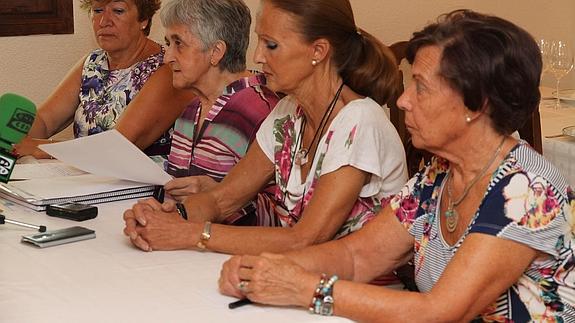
[0,0,74,37]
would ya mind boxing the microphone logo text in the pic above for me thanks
[8,108,35,134]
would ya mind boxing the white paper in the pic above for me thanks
[11,162,87,180]
[38,130,172,185]
[6,174,152,199]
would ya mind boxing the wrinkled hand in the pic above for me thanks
[164,175,217,201]
[219,255,244,298]
[12,137,54,159]
[123,198,192,251]
[219,253,317,307]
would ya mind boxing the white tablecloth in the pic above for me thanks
[0,199,349,323]
[539,101,575,187]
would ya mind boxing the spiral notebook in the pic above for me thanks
[0,173,155,211]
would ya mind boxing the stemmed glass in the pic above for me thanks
[539,39,553,108]
[539,39,552,76]
[548,40,574,109]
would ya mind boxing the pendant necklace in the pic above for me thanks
[444,136,506,233]
[295,82,344,166]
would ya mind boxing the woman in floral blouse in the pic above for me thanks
[122,0,407,270]
[218,10,575,321]
[14,0,193,158]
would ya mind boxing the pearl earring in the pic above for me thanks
[465,115,472,123]
[311,59,318,66]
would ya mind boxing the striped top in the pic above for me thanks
[166,73,278,224]
[390,141,575,321]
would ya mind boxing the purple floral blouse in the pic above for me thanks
[73,45,170,155]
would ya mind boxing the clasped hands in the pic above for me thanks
[122,176,217,251]
[123,198,192,251]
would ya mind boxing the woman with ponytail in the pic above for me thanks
[123,0,407,266]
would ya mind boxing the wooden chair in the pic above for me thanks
[518,109,543,154]
[388,41,409,146]
[388,41,431,177]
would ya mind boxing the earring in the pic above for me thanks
[311,59,318,66]
[465,115,472,123]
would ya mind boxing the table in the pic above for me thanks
[0,199,349,323]
[539,99,575,187]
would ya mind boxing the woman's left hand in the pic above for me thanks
[220,253,318,307]
[12,137,54,159]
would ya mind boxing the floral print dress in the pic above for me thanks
[256,95,407,238]
[73,46,170,155]
[390,141,575,321]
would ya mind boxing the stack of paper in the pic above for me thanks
[2,130,173,211]
[0,173,154,211]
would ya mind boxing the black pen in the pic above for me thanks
[228,298,253,309]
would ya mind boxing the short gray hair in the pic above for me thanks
[161,0,251,73]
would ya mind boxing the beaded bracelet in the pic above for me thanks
[319,275,338,316]
[308,274,339,316]
[308,273,327,313]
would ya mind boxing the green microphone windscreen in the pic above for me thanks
[0,93,37,151]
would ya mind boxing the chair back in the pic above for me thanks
[518,109,542,154]
[388,41,432,177]
[388,41,409,145]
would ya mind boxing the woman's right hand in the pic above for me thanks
[164,175,217,201]
[219,253,318,307]
[12,137,54,159]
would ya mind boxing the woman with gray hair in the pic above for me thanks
[146,0,278,225]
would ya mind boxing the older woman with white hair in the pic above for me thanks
[142,0,279,225]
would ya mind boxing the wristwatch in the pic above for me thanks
[196,221,212,250]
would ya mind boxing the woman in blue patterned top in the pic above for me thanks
[14,0,193,158]
[218,10,575,321]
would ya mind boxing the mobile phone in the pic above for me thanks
[46,202,98,221]
[21,226,96,248]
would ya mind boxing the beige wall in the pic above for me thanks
[1,0,573,105]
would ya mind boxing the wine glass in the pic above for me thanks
[539,39,552,76]
[538,39,553,107]
[548,40,574,109]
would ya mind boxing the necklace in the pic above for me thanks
[109,38,150,70]
[295,82,344,166]
[444,136,506,233]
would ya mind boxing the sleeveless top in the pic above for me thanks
[73,45,171,155]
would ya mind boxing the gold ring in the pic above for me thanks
[237,280,249,292]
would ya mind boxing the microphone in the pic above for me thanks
[0,93,36,183]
